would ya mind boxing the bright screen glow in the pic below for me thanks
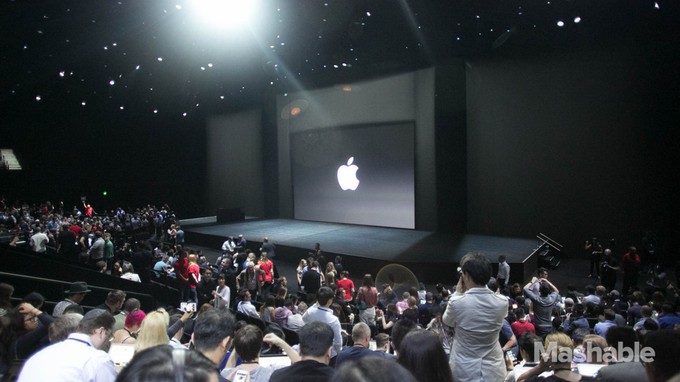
[291,122,415,229]
[190,0,257,29]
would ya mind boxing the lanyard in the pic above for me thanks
[67,338,92,347]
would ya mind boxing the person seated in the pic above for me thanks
[562,303,589,336]
[47,313,83,343]
[332,356,418,382]
[273,298,294,328]
[397,329,454,382]
[396,292,410,315]
[286,302,307,332]
[642,330,680,382]
[505,332,544,382]
[657,303,680,330]
[401,296,419,323]
[582,285,600,306]
[373,333,392,356]
[597,326,647,382]
[335,323,387,368]
[153,255,175,278]
[594,309,618,337]
[517,332,598,381]
[269,321,335,382]
[9,302,54,361]
[221,324,300,381]
[580,334,610,366]
[237,290,260,319]
[112,310,146,344]
[116,345,218,381]
[120,262,142,283]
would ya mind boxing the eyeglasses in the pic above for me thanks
[24,316,38,323]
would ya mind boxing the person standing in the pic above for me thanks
[497,255,510,290]
[57,223,79,261]
[258,252,275,298]
[173,251,190,303]
[261,237,276,259]
[187,253,200,305]
[302,287,343,358]
[587,237,603,278]
[212,275,230,310]
[443,253,507,382]
[523,278,560,337]
[336,271,355,303]
[621,246,641,294]
[355,274,379,327]
[300,261,322,304]
[103,232,115,270]
[87,231,105,265]
[600,249,619,292]
[29,227,50,253]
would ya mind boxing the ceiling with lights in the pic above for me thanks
[1,0,678,122]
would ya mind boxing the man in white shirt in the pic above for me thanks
[221,236,236,253]
[497,255,510,289]
[302,287,342,358]
[237,290,259,319]
[29,227,50,253]
[443,253,508,382]
[18,309,117,382]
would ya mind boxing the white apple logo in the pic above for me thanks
[337,157,360,191]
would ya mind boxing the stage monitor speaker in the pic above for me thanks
[216,208,245,223]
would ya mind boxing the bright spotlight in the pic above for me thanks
[190,0,257,29]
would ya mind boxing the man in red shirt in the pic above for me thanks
[622,246,641,294]
[187,253,201,305]
[336,271,355,302]
[510,307,535,338]
[258,252,274,298]
[174,251,190,304]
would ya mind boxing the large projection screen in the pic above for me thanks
[291,122,415,229]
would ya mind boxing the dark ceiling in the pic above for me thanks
[1,0,678,122]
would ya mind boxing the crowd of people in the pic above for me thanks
[2,199,680,381]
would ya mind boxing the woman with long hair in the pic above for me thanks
[296,259,307,287]
[356,274,379,326]
[398,329,453,382]
[518,332,597,381]
[5,302,54,361]
[259,296,276,324]
[134,309,170,353]
[325,262,337,285]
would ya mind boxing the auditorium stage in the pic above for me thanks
[182,218,542,284]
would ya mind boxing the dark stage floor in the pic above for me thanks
[181,218,668,294]
[183,218,541,283]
